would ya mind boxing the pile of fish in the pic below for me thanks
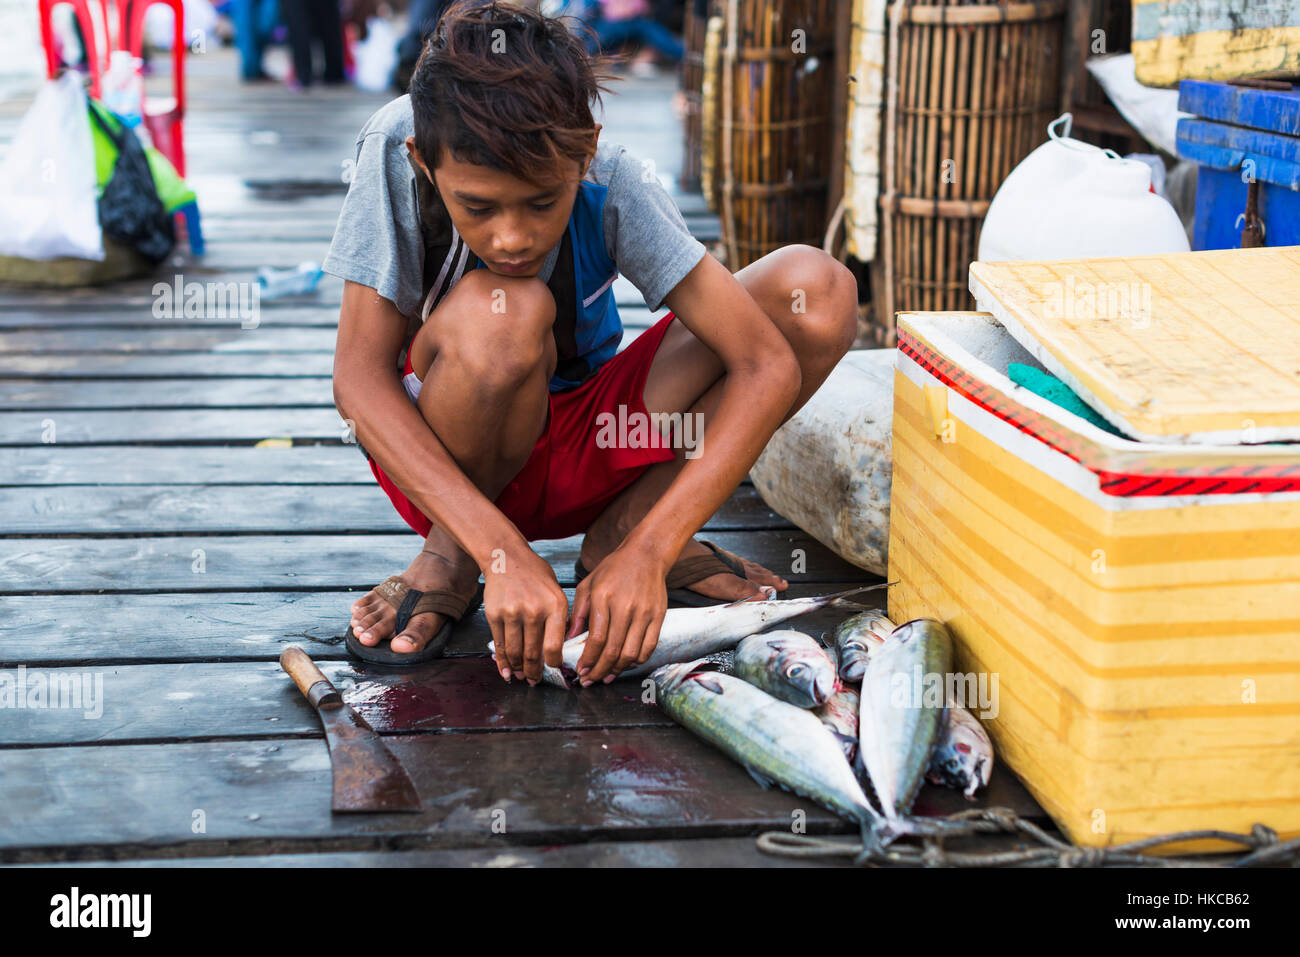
[488,587,995,833]
[651,607,993,835]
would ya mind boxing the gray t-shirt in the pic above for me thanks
[323,95,707,325]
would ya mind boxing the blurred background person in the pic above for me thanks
[393,0,454,90]
[232,0,281,81]
[281,0,346,87]
[579,0,682,75]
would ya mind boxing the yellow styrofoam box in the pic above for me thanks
[1132,0,1300,87]
[889,310,1300,850]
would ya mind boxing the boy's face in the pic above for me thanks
[407,125,601,279]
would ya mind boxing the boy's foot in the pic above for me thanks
[578,533,787,602]
[349,550,480,655]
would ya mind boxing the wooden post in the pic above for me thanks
[828,0,853,221]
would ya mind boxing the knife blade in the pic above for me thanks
[280,646,423,813]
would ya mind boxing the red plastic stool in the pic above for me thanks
[38,0,107,96]
[123,0,187,177]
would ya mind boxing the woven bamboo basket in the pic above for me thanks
[679,0,710,193]
[873,0,1066,343]
[716,0,839,269]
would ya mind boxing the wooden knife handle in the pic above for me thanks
[280,646,342,708]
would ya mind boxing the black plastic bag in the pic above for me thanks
[88,103,174,264]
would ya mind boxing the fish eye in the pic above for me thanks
[786,663,806,679]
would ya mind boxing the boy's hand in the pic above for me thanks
[483,545,569,685]
[567,547,668,686]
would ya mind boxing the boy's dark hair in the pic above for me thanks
[408,1,619,187]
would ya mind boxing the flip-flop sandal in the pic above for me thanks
[345,575,485,667]
[574,539,751,607]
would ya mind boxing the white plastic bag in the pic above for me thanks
[0,73,104,261]
[353,19,398,93]
[1086,53,1190,156]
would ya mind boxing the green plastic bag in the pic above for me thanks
[88,100,196,215]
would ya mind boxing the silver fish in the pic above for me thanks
[857,618,952,820]
[653,658,879,826]
[833,609,895,683]
[509,583,890,689]
[927,700,994,799]
[814,644,861,763]
[853,611,995,799]
[733,630,838,708]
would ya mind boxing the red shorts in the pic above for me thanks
[368,311,680,542]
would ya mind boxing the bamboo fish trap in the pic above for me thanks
[716,0,840,269]
[874,0,1065,343]
[679,0,711,193]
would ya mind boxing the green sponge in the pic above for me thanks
[1007,362,1126,438]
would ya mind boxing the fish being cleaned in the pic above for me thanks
[653,658,880,827]
[857,618,952,819]
[833,609,895,682]
[849,610,995,799]
[927,699,994,799]
[499,583,890,689]
[816,642,862,763]
[733,630,838,708]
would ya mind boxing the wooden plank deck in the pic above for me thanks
[0,48,1054,866]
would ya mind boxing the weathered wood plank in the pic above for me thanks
[0,328,339,354]
[0,379,334,410]
[0,483,790,535]
[2,446,757,487]
[0,531,862,592]
[0,354,336,378]
[0,659,675,745]
[1,445,373,485]
[0,729,1043,862]
[0,306,341,329]
[0,579,827,666]
[0,729,854,860]
[0,408,347,444]
[0,275,346,309]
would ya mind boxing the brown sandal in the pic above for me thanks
[574,539,750,607]
[345,575,484,667]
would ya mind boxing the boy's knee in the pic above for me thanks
[780,245,859,359]
[435,272,557,384]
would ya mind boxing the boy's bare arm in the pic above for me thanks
[333,281,569,676]
[573,253,802,682]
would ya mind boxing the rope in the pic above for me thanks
[756,808,1300,868]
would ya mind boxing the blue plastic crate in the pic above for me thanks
[1176,80,1300,250]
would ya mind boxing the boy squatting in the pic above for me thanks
[324,2,857,688]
